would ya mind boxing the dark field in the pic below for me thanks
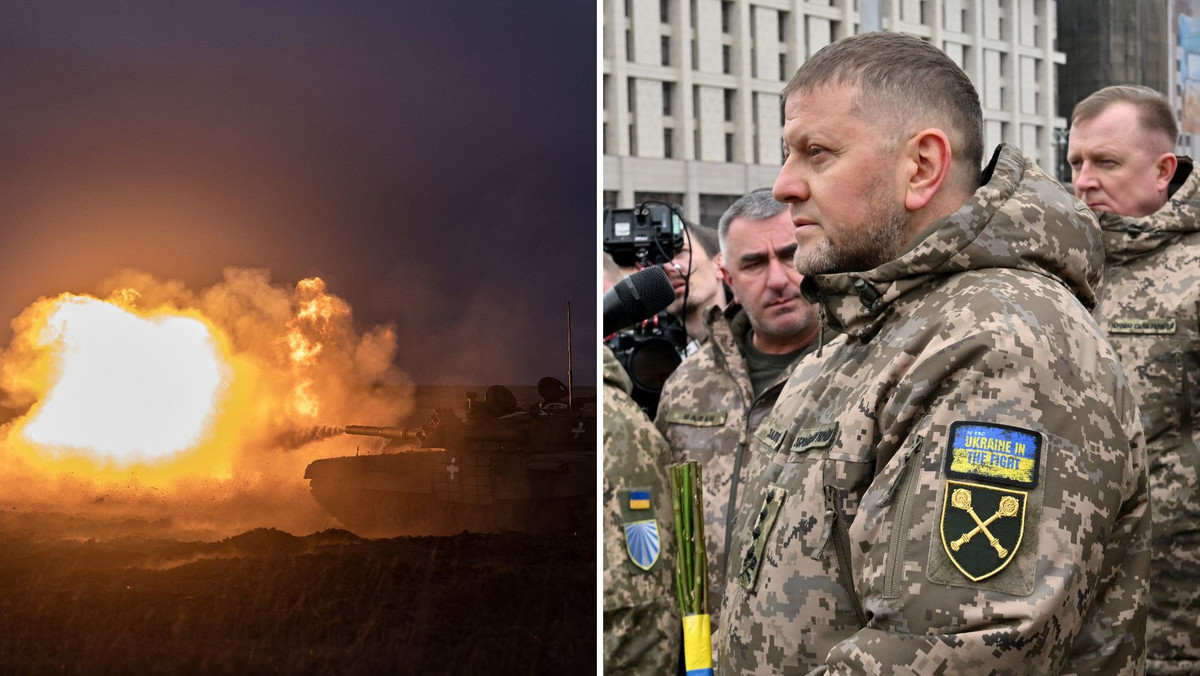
[0,517,595,674]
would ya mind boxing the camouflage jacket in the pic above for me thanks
[655,304,815,620]
[1094,157,1200,675]
[717,145,1150,675]
[602,346,681,675]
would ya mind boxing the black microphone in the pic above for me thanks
[603,266,676,336]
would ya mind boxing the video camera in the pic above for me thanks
[602,202,685,267]
[603,201,691,418]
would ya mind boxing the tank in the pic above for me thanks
[303,378,596,536]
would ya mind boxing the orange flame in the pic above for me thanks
[0,268,413,533]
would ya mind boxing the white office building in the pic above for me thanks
[602,0,1067,224]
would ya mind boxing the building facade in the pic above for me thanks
[602,0,1067,222]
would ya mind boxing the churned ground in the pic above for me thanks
[0,515,594,674]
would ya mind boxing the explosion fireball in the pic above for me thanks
[0,268,413,536]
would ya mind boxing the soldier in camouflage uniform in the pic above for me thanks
[719,32,1150,674]
[656,189,821,620]
[1069,84,1200,675]
[602,345,681,674]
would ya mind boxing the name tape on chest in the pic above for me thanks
[753,420,788,451]
[663,409,728,427]
[1108,317,1177,335]
[788,423,839,455]
[945,421,1041,489]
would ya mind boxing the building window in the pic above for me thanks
[779,11,788,41]
[661,36,670,66]
[627,77,636,113]
[663,81,674,116]
[699,194,742,226]
[779,54,788,81]
[725,133,734,162]
[664,129,674,158]
[625,29,633,61]
[722,1,732,33]
[723,45,731,74]
[629,124,637,156]
[724,89,734,122]
[660,0,669,23]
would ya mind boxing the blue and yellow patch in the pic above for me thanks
[628,490,650,510]
[945,421,1040,488]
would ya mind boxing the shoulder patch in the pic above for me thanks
[939,480,1027,581]
[623,520,661,571]
[618,487,661,570]
[945,421,1040,488]
[1107,317,1177,335]
[663,408,728,427]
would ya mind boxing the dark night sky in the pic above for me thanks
[0,1,595,386]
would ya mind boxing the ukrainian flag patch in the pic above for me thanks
[628,490,651,510]
[945,421,1040,488]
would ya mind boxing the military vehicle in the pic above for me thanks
[303,378,596,537]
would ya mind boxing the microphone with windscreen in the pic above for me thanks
[602,266,677,336]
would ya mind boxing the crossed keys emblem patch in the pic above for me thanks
[940,480,1027,581]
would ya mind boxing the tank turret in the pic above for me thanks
[304,379,595,536]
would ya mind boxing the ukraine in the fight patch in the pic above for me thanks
[623,520,661,571]
[940,480,1027,581]
[945,421,1041,488]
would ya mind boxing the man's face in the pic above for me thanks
[1068,101,1173,217]
[720,210,816,351]
[663,229,720,316]
[773,83,912,277]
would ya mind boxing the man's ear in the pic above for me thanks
[716,254,738,304]
[903,129,953,212]
[1155,152,1178,192]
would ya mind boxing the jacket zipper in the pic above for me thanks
[724,438,746,580]
[823,484,868,627]
[881,438,923,599]
[1177,345,1200,465]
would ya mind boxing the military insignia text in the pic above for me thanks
[946,421,1041,488]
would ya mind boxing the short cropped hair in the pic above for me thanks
[717,188,788,256]
[782,31,983,187]
[686,223,720,258]
[1071,85,1178,149]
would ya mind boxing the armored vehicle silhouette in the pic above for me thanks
[304,378,595,536]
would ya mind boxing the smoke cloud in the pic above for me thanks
[0,267,414,538]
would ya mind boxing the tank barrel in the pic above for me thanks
[344,425,418,440]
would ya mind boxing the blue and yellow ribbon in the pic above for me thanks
[682,613,713,676]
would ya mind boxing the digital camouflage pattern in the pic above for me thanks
[602,346,680,674]
[718,145,1151,674]
[655,304,815,620]
[1094,157,1200,675]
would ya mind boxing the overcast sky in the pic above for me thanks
[0,1,595,386]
